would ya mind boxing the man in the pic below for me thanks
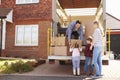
[66,20,83,45]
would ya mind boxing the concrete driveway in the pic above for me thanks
[0,60,120,80]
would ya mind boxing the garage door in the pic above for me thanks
[107,34,120,54]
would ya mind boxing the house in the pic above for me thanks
[106,13,120,54]
[0,0,52,59]
[0,0,104,59]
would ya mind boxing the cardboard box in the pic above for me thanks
[57,37,66,46]
[51,37,58,46]
[50,47,54,55]
[51,37,66,46]
[54,46,67,56]
[71,39,82,48]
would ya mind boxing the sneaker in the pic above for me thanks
[83,73,87,76]
[99,74,103,77]
[91,75,101,79]
[89,73,93,76]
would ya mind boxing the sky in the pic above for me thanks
[106,0,120,19]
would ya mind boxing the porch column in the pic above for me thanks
[2,19,6,50]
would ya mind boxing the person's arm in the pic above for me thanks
[66,21,76,43]
[90,43,94,50]
[78,26,83,41]
[69,48,73,52]
[68,29,72,42]
[79,48,82,52]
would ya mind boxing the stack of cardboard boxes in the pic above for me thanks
[50,36,67,56]
[50,35,82,56]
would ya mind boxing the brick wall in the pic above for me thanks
[2,20,51,59]
[0,0,52,21]
[0,0,52,59]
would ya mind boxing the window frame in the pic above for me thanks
[0,0,1,5]
[15,25,39,46]
[16,0,39,5]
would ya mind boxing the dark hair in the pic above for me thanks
[76,20,81,24]
[74,42,79,48]
[93,21,99,26]
[87,38,93,42]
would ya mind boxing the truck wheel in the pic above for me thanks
[59,60,65,65]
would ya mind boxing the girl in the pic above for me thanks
[70,42,82,76]
[92,21,103,78]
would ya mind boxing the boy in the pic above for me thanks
[83,37,93,76]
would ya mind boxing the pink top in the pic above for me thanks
[70,48,82,57]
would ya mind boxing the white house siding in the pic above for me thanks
[106,13,120,29]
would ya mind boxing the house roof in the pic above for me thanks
[106,13,120,22]
[0,8,12,18]
[58,0,101,9]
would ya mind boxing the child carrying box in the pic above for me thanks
[70,42,82,76]
[83,37,94,76]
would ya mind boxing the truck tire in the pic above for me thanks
[59,60,65,65]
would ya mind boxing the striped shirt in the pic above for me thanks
[93,28,103,47]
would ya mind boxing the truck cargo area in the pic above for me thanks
[48,0,109,65]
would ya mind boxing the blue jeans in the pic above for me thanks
[84,57,93,73]
[93,47,102,76]
[72,56,80,69]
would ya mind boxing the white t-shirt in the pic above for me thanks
[70,48,82,57]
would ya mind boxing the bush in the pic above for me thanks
[1,60,33,74]
[10,60,33,73]
[1,66,15,74]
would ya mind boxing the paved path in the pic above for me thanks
[0,60,120,80]
[0,75,85,80]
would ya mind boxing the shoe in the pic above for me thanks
[91,75,101,79]
[83,72,87,75]
[77,68,80,76]
[89,73,93,76]
[99,74,103,77]
[73,69,76,76]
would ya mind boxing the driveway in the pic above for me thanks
[0,60,120,80]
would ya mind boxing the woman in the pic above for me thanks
[92,21,103,78]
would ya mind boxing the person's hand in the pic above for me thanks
[69,40,71,45]
[91,42,94,46]
[90,42,94,50]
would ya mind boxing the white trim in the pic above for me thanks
[16,0,39,4]
[48,55,109,60]
[65,8,97,16]
[5,10,13,23]
[0,0,1,5]
[2,20,6,50]
[15,25,39,46]
[0,9,13,50]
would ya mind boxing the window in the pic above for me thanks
[0,0,1,4]
[15,25,38,46]
[16,0,39,4]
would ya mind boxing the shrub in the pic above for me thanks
[10,60,33,73]
[1,60,33,74]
